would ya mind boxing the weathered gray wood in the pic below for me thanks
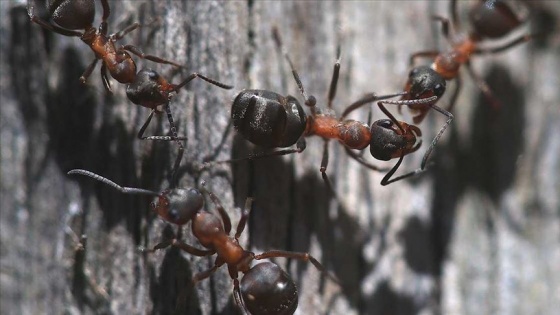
[1,1,559,314]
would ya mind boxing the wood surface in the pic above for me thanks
[1,1,559,314]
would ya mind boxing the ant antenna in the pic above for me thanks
[271,26,317,109]
[67,169,160,196]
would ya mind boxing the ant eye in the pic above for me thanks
[377,119,393,129]
[433,83,445,97]
[148,71,159,80]
[409,68,419,78]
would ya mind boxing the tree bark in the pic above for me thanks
[1,1,559,314]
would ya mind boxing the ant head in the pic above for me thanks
[49,0,95,30]
[469,0,524,39]
[240,262,298,315]
[370,119,421,161]
[126,69,170,108]
[407,66,446,99]
[231,90,307,148]
[151,188,204,226]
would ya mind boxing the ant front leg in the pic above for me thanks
[200,183,232,234]
[234,198,253,240]
[123,45,184,68]
[380,154,427,185]
[80,58,100,85]
[27,1,83,37]
[233,278,250,315]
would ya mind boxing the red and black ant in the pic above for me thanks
[346,0,535,175]
[402,0,533,114]
[67,169,337,314]
[28,0,233,184]
[225,28,438,185]
[126,68,233,185]
[27,0,185,92]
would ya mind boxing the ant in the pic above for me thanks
[126,68,233,186]
[27,0,185,92]
[28,0,234,184]
[347,0,535,175]
[225,27,438,185]
[67,169,337,314]
[402,0,533,114]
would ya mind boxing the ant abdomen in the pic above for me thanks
[152,188,204,225]
[240,262,298,315]
[469,0,524,39]
[49,0,95,30]
[232,90,307,148]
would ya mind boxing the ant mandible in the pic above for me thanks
[67,169,336,314]
[228,27,438,185]
[27,0,184,92]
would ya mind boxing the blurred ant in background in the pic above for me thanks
[348,0,536,176]
[224,27,438,186]
[68,169,337,314]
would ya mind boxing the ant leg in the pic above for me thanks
[420,103,453,169]
[233,279,250,315]
[123,45,183,68]
[234,198,253,240]
[111,23,141,41]
[447,72,462,112]
[139,239,174,253]
[100,63,112,93]
[431,15,452,41]
[450,0,460,32]
[79,58,99,85]
[165,104,185,187]
[327,46,341,109]
[319,140,337,197]
[380,154,424,185]
[27,2,82,37]
[344,148,390,172]
[99,0,111,36]
[474,33,535,54]
[254,250,339,284]
[200,183,232,234]
[465,61,502,110]
[203,138,307,168]
[341,92,405,119]
[137,110,188,142]
[192,260,224,283]
[172,241,216,257]
[409,51,439,67]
